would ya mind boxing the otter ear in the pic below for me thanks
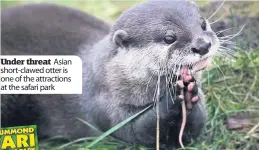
[113,30,128,47]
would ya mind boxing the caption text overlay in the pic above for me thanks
[0,56,82,94]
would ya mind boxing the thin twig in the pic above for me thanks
[156,103,160,149]
[156,74,161,150]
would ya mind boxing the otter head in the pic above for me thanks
[110,0,220,81]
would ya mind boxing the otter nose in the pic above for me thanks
[191,42,211,55]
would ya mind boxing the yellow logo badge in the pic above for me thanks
[0,125,38,150]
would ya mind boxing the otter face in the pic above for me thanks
[111,0,220,79]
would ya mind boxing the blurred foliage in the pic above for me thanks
[1,0,143,23]
[199,49,259,149]
[220,1,259,17]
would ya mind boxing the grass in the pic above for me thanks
[194,50,259,149]
[2,1,259,149]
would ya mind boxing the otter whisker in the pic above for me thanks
[219,46,236,56]
[209,14,225,25]
[216,50,230,57]
[219,24,246,44]
[216,27,235,35]
[167,64,177,101]
[219,45,235,51]
[218,49,236,58]
[219,40,239,50]
[172,62,179,96]
[175,63,183,100]
[207,0,225,20]
[220,39,236,43]
[170,63,179,100]
[219,33,242,38]
[162,62,176,106]
[219,42,239,49]
[168,66,174,83]
[220,42,239,48]
[163,61,177,108]
[165,68,170,112]
[146,73,156,93]
[169,54,182,83]
[216,52,233,59]
[152,76,159,103]
[214,52,227,58]
[166,74,175,104]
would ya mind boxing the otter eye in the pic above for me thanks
[201,19,207,31]
[164,35,177,44]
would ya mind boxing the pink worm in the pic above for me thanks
[178,60,208,148]
[179,98,186,149]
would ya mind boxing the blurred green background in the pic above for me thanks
[1,0,259,150]
[1,0,144,23]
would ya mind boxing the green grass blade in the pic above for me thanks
[76,117,102,133]
[86,105,152,148]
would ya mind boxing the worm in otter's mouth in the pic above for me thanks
[190,57,209,72]
[171,57,209,75]
[178,59,208,148]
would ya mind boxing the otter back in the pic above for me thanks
[1,3,111,55]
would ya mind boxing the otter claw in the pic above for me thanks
[175,70,199,110]
[176,80,184,89]
[178,95,184,101]
[187,82,195,92]
[191,96,199,103]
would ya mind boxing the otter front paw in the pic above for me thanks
[176,69,199,110]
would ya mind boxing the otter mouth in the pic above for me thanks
[161,58,209,75]
[189,57,209,72]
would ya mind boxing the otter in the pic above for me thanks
[1,0,220,148]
